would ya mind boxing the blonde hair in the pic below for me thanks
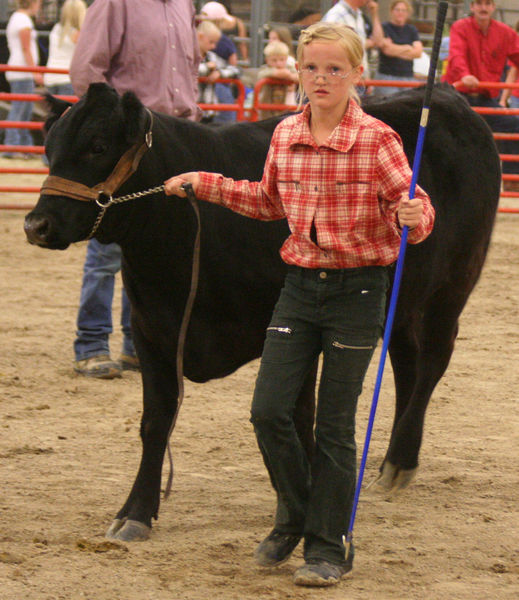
[197,19,222,39]
[264,40,289,58]
[59,0,87,45]
[390,0,413,14]
[296,22,364,107]
[269,26,295,57]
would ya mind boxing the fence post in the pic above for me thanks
[249,0,271,68]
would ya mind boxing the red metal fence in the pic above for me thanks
[2,65,519,210]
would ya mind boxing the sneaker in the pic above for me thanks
[254,529,301,567]
[118,353,140,371]
[74,355,122,379]
[293,558,353,587]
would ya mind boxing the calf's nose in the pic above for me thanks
[24,214,51,246]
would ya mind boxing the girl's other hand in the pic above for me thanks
[397,195,423,229]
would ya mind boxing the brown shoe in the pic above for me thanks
[74,355,122,379]
[118,354,140,371]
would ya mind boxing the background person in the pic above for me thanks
[164,22,434,588]
[215,1,249,63]
[44,0,86,97]
[375,0,423,96]
[257,40,298,119]
[499,20,519,109]
[2,0,43,159]
[199,1,240,123]
[321,0,383,80]
[268,25,297,67]
[443,0,519,192]
[68,0,200,379]
[197,19,241,123]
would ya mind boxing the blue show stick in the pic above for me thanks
[344,1,449,560]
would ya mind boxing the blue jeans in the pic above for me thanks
[74,239,135,361]
[509,95,519,109]
[464,93,519,175]
[250,265,388,565]
[214,83,236,123]
[46,83,74,96]
[3,79,35,148]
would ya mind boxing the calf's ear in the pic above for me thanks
[43,94,73,134]
[121,91,147,145]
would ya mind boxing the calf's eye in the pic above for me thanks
[91,143,107,155]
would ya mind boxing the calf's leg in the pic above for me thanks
[377,294,463,490]
[106,337,178,541]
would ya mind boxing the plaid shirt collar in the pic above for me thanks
[289,100,364,153]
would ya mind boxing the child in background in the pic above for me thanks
[268,25,297,67]
[164,22,434,587]
[199,2,240,122]
[200,1,241,64]
[197,19,241,123]
[257,40,299,119]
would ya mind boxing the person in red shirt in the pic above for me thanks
[444,0,519,191]
[165,22,434,587]
[499,20,519,110]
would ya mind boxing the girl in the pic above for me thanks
[3,0,42,158]
[44,0,87,97]
[165,22,434,587]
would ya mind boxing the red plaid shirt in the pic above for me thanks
[197,100,434,269]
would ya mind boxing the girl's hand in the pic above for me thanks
[164,172,200,197]
[397,195,423,230]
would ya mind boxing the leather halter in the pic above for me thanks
[40,108,154,207]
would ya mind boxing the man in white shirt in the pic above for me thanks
[322,0,383,75]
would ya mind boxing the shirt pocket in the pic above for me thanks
[277,180,301,207]
[333,180,375,227]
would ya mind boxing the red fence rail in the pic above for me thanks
[1,64,519,208]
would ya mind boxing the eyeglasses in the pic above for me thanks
[298,66,356,84]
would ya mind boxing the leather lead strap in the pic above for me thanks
[163,183,201,500]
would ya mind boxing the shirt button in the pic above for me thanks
[319,271,327,280]
[314,186,318,191]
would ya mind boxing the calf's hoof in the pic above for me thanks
[106,518,151,541]
[368,461,417,492]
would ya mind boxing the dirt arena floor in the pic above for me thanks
[1,164,518,599]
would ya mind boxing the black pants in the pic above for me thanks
[250,265,388,565]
